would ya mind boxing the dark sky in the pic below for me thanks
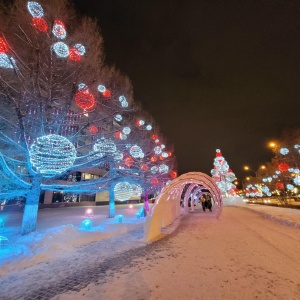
[73,0,300,181]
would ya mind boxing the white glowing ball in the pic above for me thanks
[161,144,165,149]
[0,54,13,69]
[27,1,44,17]
[30,134,76,176]
[122,127,131,135]
[52,21,67,39]
[159,164,169,174]
[74,44,86,56]
[275,170,281,174]
[151,166,158,174]
[114,114,122,122]
[53,42,69,58]
[154,146,162,155]
[120,133,127,140]
[131,184,142,197]
[98,85,106,92]
[121,101,128,108]
[114,150,123,161]
[162,152,168,158]
[119,95,126,102]
[279,148,289,155]
[78,83,88,91]
[93,138,116,157]
[294,144,300,149]
[130,145,144,158]
[146,125,152,131]
[287,184,294,190]
[114,182,133,201]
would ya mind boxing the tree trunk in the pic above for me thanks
[20,175,42,235]
[144,190,149,215]
[109,182,115,218]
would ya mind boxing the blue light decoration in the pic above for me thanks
[73,44,85,56]
[122,127,131,135]
[146,125,152,131]
[98,85,106,93]
[154,146,162,155]
[93,138,116,157]
[159,164,169,174]
[288,168,294,172]
[114,182,133,201]
[279,148,289,155]
[52,20,67,39]
[273,175,278,179]
[294,144,300,149]
[52,42,69,58]
[121,100,128,108]
[293,176,300,186]
[275,170,281,175]
[268,177,273,182]
[29,134,76,176]
[262,178,267,182]
[119,95,126,102]
[0,54,13,69]
[79,219,92,230]
[114,114,122,122]
[0,236,9,250]
[287,184,294,190]
[130,145,144,158]
[151,166,158,174]
[27,1,44,17]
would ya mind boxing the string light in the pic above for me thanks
[29,134,76,176]
[0,54,13,69]
[52,42,69,58]
[52,20,67,39]
[114,182,133,201]
[32,17,48,32]
[75,90,95,110]
[93,138,116,157]
[27,1,44,18]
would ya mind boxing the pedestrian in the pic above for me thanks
[206,194,212,212]
[200,196,206,212]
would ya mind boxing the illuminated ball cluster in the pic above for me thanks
[114,182,133,201]
[75,90,95,110]
[27,2,48,32]
[130,145,144,158]
[154,146,162,155]
[93,138,116,157]
[53,42,69,58]
[52,20,67,39]
[97,85,111,98]
[29,134,76,176]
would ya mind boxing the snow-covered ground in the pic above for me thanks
[1,203,300,299]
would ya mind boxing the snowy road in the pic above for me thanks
[2,206,300,299]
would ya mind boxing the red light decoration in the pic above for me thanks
[32,17,48,32]
[115,131,122,139]
[155,140,160,144]
[136,120,143,126]
[0,37,8,53]
[276,182,284,190]
[170,171,177,179]
[89,125,98,134]
[151,156,157,162]
[278,163,289,172]
[125,156,134,167]
[69,48,81,61]
[140,164,148,171]
[151,178,159,185]
[75,90,95,110]
[159,155,164,160]
[216,151,222,157]
[102,89,111,98]
[53,20,66,38]
[168,152,172,157]
[152,134,158,140]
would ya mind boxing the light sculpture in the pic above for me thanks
[52,20,67,39]
[75,90,95,110]
[114,182,133,201]
[279,148,289,155]
[32,17,48,32]
[122,127,131,135]
[29,134,76,175]
[151,166,158,174]
[0,54,13,69]
[27,1,44,17]
[146,125,152,131]
[114,114,122,122]
[93,138,116,157]
[130,145,143,158]
[159,164,169,174]
[154,146,162,155]
[52,42,69,58]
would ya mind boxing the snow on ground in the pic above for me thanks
[0,202,300,299]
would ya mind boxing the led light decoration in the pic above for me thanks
[151,166,158,174]
[121,100,128,107]
[216,149,222,157]
[73,44,85,56]
[0,38,8,53]
[27,1,44,17]
[159,164,169,174]
[131,184,142,198]
[114,114,122,122]
[0,54,13,69]
[89,125,98,134]
[278,163,289,172]
[140,164,148,171]
[124,156,134,167]
[170,171,177,179]
[30,134,76,176]
[93,138,116,157]
[136,119,145,126]
[52,20,67,39]
[287,184,294,190]
[114,150,123,161]
[78,83,87,90]
[275,182,284,190]
[151,156,157,162]
[146,125,152,131]
[154,146,162,155]
[152,134,158,140]
[114,182,133,201]
[69,48,81,61]
[130,145,144,158]
[98,85,106,92]
[122,127,131,135]
[75,90,95,110]
[80,219,92,230]
[279,148,289,155]
[161,144,166,149]
[293,176,300,186]
[32,17,48,32]
[119,95,126,102]
[151,178,159,185]
[162,152,168,158]
[52,42,69,57]
[102,89,111,98]
[275,170,281,175]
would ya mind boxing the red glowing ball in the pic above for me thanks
[125,156,134,167]
[0,37,9,53]
[159,155,164,160]
[53,20,66,37]
[216,151,222,157]
[152,134,158,140]
[140,164,148,171]
[136,120,143,126]
[151,178,159,185]
[170,171,177,178]
[276,182,284,190]
[150,156,157,162]
[32,17,48,32]
[75,90,95,110]
[69,48,81,61]
[278,163,289,172]
[102,89,111,98]
[168,152,172,157]
[89,125,98,134]
[115,131,122,139]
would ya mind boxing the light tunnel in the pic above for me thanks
[144,172,223,241]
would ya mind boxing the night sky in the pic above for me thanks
[72,0,300,181]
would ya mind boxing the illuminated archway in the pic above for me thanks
[144,172,222,241]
